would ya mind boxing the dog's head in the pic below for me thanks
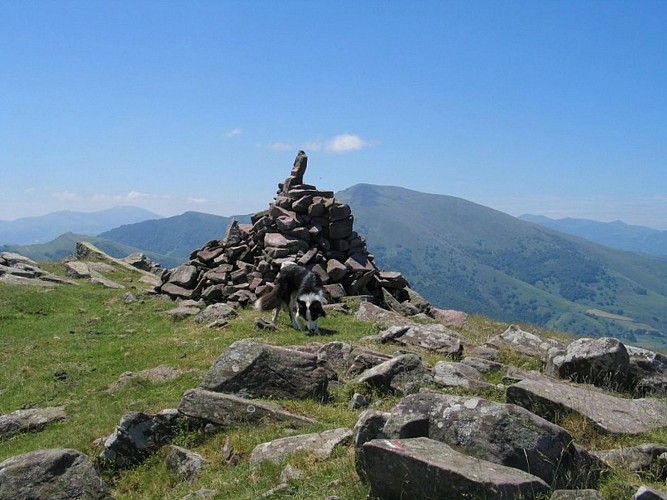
[296,292,326,332]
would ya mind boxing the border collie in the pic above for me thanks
[254,262,326,333]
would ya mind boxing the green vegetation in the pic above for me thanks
[338,184,667,350]
[2,262,667,498]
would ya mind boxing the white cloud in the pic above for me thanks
[325,134,367,153]
[186,196,208,204]
[225,128,242,138]
[301,141,323,152]
[52,190,82,201]
[23,187,36,195]
[269,142,294,152]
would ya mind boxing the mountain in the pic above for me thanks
[337,184,667,350]
[0,206,162,245]
[98,211,252,261]
[519,214,667,258]
[0,232,183,269]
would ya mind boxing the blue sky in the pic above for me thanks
[2,1,666,229]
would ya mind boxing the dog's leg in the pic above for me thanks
[271,307,280,323]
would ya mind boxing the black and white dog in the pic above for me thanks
[254,262,327,333]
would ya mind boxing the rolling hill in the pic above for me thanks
[520,214,667,258]
[337,184,667,350]
[0,206,161,245]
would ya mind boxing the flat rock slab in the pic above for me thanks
[360,437,549,500]
[105,365,184,393]
[0,406,66,440]
[249,427,352,468]
[486,324,564,358]
[0,448,111,500]
[376,324,463,357]
[507,378,667,435]
[433,361,497,391]
[178,388,317,429]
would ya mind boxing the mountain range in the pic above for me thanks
[0,206,161,245]
[2,189,666,350]
[520,214,667,258]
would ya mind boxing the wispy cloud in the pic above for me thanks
[225,128,242,138]
[268,133,372,154]
[186,196,208,204]
[325,134,367,153]
[52,190,82,201]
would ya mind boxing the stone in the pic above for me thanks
[104,366,183,393]
[326,259,347,282]
[0,406,66,440]
[178,388,317,429]
[344,347,393,378]
[359,437,549,500]
[169,265,200,287]
[382,392,601,489]
[550,490,604,500]
[64,261,91,279]
[355,301,416,329]
[166,445,207,481]
[193,303,238,324]
[626,345,667,396]
[592,443,667,478]
[432,361,498,391]
[376,324,463,357]
[545,337,630,389]
[249,427,352,468]
[486,324,564,358]
[633,486,667,500]
[507,377,667,435]
[200,339,330,401]
[99,409,188,468]
[167,304,202,320]
[316,341,353,377]
[431,307,469,328]
[461,356,506,374]
[354,353,432,395]
[0,448,111,500]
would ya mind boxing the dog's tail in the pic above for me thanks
[254,284,282,311]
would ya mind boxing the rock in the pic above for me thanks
[382,392,601,489]
[0,406,66,440]
[592,443,667,479]
[167,304,202,320]
[166,446,207,481]
[431,307,468,328]
[375,324,463,358]
[355,301,417,328]
[349,392,369,410]
[550,490,604,499]
[359,437,549,500]
[344,347,393,378]
[316,341,353,377]
[355,353,432,395]
[64,261,91,279]
[507,377,667,435]
[486,324,564,358]
[633,486,667,500]
[99,409,189,468]
[545,337,630,389]
[200,339,330,401]
[193,303,238,324]
[626,345,667,396]
[177,388,317,429]
[89,272,125,289]
[0,448,111,499]
[104,365,183,393]
[249,428,352,468]
[432,361,498,391]
[461,356,505,374]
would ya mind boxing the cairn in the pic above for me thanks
[156,151,430,316]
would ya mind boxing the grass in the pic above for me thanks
[2,261,667,499]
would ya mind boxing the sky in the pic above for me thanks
[2,1,667,229]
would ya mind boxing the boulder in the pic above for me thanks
[545,337,630,389]
[626,345,667,396]
[375,324,463,358]
[355,301,415,329]
[632,486,667,500]
[99,409,188,468]
[431,307,469,328]
[550,490,604,500]
[166,445,207,481]
[486,324,564,358]
[382,392,601,489]
[359,437,549,500]
[0,448,111,500]
[249,427,352,468]
[432,361,498,391]
[200,339,330,401]
[193,303,238,324]
[354,353,432,395]
[177,389,317,429]
[0,406,66,440]
[64,261,91,279]
[591,443,667,479]
[507,377,667,435]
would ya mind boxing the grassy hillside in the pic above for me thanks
[2,262,666,499]
[98,211,252,262]
[337,184,667,350]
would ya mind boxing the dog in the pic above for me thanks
[254,262,326,333]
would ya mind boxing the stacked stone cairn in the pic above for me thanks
[157,151,428,315]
